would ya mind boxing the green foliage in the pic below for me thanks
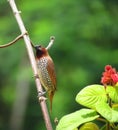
[106,85,118,103]
[76,84,107,109]
[96,101,118,122]
[56,109,99,130]
[79,122,99,130]
[76,84,118,122]
[57,84,118,129]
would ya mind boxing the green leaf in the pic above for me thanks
[76,84,107,109]
[73,128,78,130]
[96,102,118,122]
[112,104,118,111]
[56,109,99,130]
[106,85,118,103]
[79,122,99,130]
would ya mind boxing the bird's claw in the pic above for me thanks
[37,91,47,102]
[38,91,46,97]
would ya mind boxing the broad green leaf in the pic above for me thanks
[73,128,78,130]
[76,84,107,109]
[106,85,118,103]
[96,102,118,122]
[79,122,99,130]
[112,104,118,111]
[56,109,99,130]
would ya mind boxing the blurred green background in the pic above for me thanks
[0,0,118,130]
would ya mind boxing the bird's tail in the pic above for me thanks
[48,90,55,113]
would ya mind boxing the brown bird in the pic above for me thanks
[35,45,56,112]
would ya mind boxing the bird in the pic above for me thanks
[34,45,56,112]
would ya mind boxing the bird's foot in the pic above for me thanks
[38,91,46,97]
[37,91,47,102]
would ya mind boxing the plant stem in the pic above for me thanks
[8,0,53,130]
[106,93,112,130]
[0,33,26,48]
[106,122,110,130]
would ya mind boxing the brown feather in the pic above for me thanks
[46,56,56,91]
[46,55,56,112]
[35,46,56,112]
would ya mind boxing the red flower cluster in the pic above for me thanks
[101,65,118,86]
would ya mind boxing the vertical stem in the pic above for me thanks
[8,0,53,130]
[106,94,111,130]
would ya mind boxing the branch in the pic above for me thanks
[46,36,55,50]
[8,0,53,130]
[30,36,55,49]
[0,33,26,48]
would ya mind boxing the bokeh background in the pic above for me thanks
[0,0,118,130]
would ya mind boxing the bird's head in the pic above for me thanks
[34,45,48,58]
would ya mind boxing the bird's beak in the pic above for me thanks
[34,45,41,50]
